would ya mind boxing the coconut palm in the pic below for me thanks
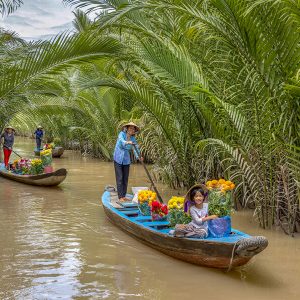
[59,0,299,233]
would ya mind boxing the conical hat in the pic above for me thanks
[5,125,15,131]
[121,122,140,132]
[184,184,208,213]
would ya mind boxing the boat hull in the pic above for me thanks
[102,190,268,269]
[34,147,64,158]
[0,168,67,186]
[52,147,64,158]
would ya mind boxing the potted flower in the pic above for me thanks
[30,158,44,175]
[151,201,168,221]
[206,179,235,237]
[40,149,53,173]
[138,190,156,215]
[167,196,192,227]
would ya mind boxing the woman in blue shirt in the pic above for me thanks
[113,122,143,202]
[34,126,44,150]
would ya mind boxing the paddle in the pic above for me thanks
[133,144,164,203]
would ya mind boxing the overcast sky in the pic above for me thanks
[0,0,75,40]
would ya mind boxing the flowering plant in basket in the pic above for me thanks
[138,190,156,216]
[206,179,235,237]
[206,179,235,217]
[30,158,43,175]
[40,149,52,166]
[167,196,191,227]
[151,201,168,221]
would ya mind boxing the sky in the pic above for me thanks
[0,0,75,40]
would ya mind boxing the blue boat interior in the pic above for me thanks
[0,163,7,171]
[102,191,250,243]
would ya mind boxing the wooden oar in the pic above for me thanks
[133,144,163,203]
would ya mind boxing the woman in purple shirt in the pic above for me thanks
[113,122,143,202]
[0,126,15,168]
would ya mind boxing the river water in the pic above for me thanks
[0,139,299,300]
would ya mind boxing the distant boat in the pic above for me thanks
[52,146,64,158]
[34,146,64,158]
[101,187,268,270]
[0,164,67,186]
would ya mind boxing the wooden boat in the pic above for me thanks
[0,164,67,186]
[102,187,268,270]
[52,146,64,158]
[34,147,64,158]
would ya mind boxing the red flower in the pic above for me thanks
[161,205,168,215]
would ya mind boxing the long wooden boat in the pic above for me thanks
[102,187,268,270]
[0,164,67,186]
[34,147,64,158]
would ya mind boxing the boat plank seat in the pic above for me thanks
[132,215,152,222]
[121,209,140,216]
[118,202,137,208]
[142,221,170,227]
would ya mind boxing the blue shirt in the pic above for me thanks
[113,131,140,165]
[34,129,44,139]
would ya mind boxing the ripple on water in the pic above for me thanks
[0,138,300,300]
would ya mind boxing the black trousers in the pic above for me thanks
[114,161,130,199]
[36,138,42,149]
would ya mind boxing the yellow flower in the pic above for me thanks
[218,179,226,184]
[211,180,218,185]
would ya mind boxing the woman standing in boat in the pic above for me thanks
[34,126,44,150]
[113,122,143,202]
[0,126,15,168]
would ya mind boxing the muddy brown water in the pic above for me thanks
[0,139,299,299]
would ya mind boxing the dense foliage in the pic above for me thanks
[0,0,299,234]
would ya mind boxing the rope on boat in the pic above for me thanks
[226,240,239,272]
[226,236,268,272]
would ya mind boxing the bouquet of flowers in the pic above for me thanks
[151,201,168,221]
[30,158,43,175]
[167,196,192,227]
[12,159,31,175]
[206,179,235,217]
[138,190,156,215]
[43,143,55,150]
[40,149,53,166]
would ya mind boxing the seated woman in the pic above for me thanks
[174,184,218,238]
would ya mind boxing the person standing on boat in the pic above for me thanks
[34,126,44,150]
[113,122,143,202]
[0,126,15,168]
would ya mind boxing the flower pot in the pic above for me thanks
[208,216,231,238]
[138,201,151,216]
[44,166,53,174]
[151,213,167,222]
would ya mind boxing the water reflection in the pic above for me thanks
[0,138,299,299]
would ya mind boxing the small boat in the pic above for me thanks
[52,146,64,158]
[0,164,67,186]
[34,148,42,156]
[34,147,64,158]
[102,187,268,270]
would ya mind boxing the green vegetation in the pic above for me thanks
[0,0,299,234]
